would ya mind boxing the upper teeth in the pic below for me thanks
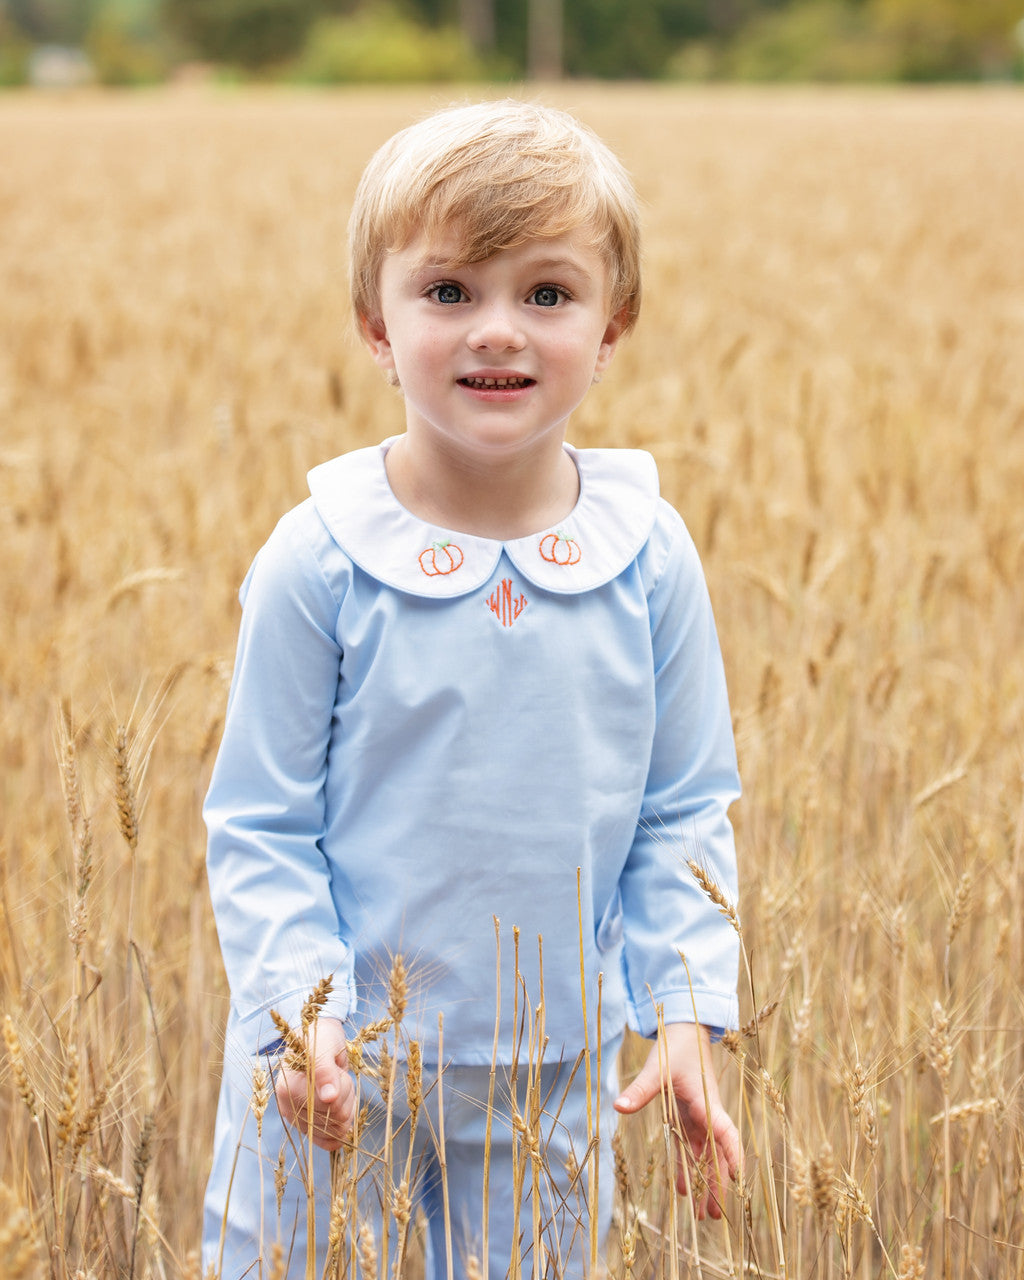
[464,377,529,388]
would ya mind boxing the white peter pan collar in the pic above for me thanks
[307,438,659,598]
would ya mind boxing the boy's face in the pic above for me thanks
[360,232,624,466]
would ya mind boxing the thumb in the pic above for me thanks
[614,1050,665,1114]
[311,1025,346,1103]
[314,1058,339,1103]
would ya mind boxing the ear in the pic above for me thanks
[594,306,629,375]
[359,311,395,372]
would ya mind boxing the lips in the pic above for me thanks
[458,375,535,390]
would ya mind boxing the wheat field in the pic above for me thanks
[1,84,1023,1278]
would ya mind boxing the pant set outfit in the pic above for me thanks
[203,439,741,1278]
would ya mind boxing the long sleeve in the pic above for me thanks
[619,509,741,1038]
[204,507,356,1054]
[204,445,740,1064]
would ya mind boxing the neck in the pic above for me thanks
[384,434,579,541]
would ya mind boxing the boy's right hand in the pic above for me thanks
[613,1022,740,1219]
[275,1017,355,1150]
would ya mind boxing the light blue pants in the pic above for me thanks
[203,1035,621,1280]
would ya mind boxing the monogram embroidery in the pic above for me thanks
[487,578,528,628]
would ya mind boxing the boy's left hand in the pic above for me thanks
[275,1017,355,1151]
[613,1022,740,1219]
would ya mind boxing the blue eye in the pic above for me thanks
[432,283,464,305]
[532,287,562,307]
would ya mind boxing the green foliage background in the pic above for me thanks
[0,0,1022,89]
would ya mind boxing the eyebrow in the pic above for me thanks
[524,257,593,279]
[405,254,594,281]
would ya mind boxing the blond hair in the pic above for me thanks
[349,99,641,331]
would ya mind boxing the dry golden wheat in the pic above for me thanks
[1,84,1022,1278]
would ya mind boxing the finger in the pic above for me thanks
[314,1063,339,1105]
[337,1075,356,1127]
[308,1115,346,1151]
[313,1070,356,1150]
[711,1103,742,1183]
[674,1137,722,1219]
[313,1092,356,1150]
[613,1053,664,1114]
[275,1065,327,1126]
[311,1027,348,1103]
[688,1094,740,1184]
[675,1144,721,1220]
[289,1096,345,1151]
[274,1067,304,1121]
[677,1102,739,1216]
[672,1114,710,1210]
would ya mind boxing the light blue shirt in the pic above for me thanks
[204,439,741,1063]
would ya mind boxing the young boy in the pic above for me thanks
[204,99,741,1278]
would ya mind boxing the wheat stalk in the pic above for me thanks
[113,725,140,855]
[686,859,741,933]
[3,1015,38,1120]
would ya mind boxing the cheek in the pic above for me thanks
[390,326,445,376]
[410,336,452,381]
[555,331,606,381]
[546,326,589,362]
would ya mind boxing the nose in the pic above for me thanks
[467,302,525,352]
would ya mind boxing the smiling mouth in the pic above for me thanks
[458,376,535,390]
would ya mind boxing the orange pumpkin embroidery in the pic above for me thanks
[419,540,464,576]
[539,531,582,566]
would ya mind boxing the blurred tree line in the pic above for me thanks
[1,0,1022,84]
